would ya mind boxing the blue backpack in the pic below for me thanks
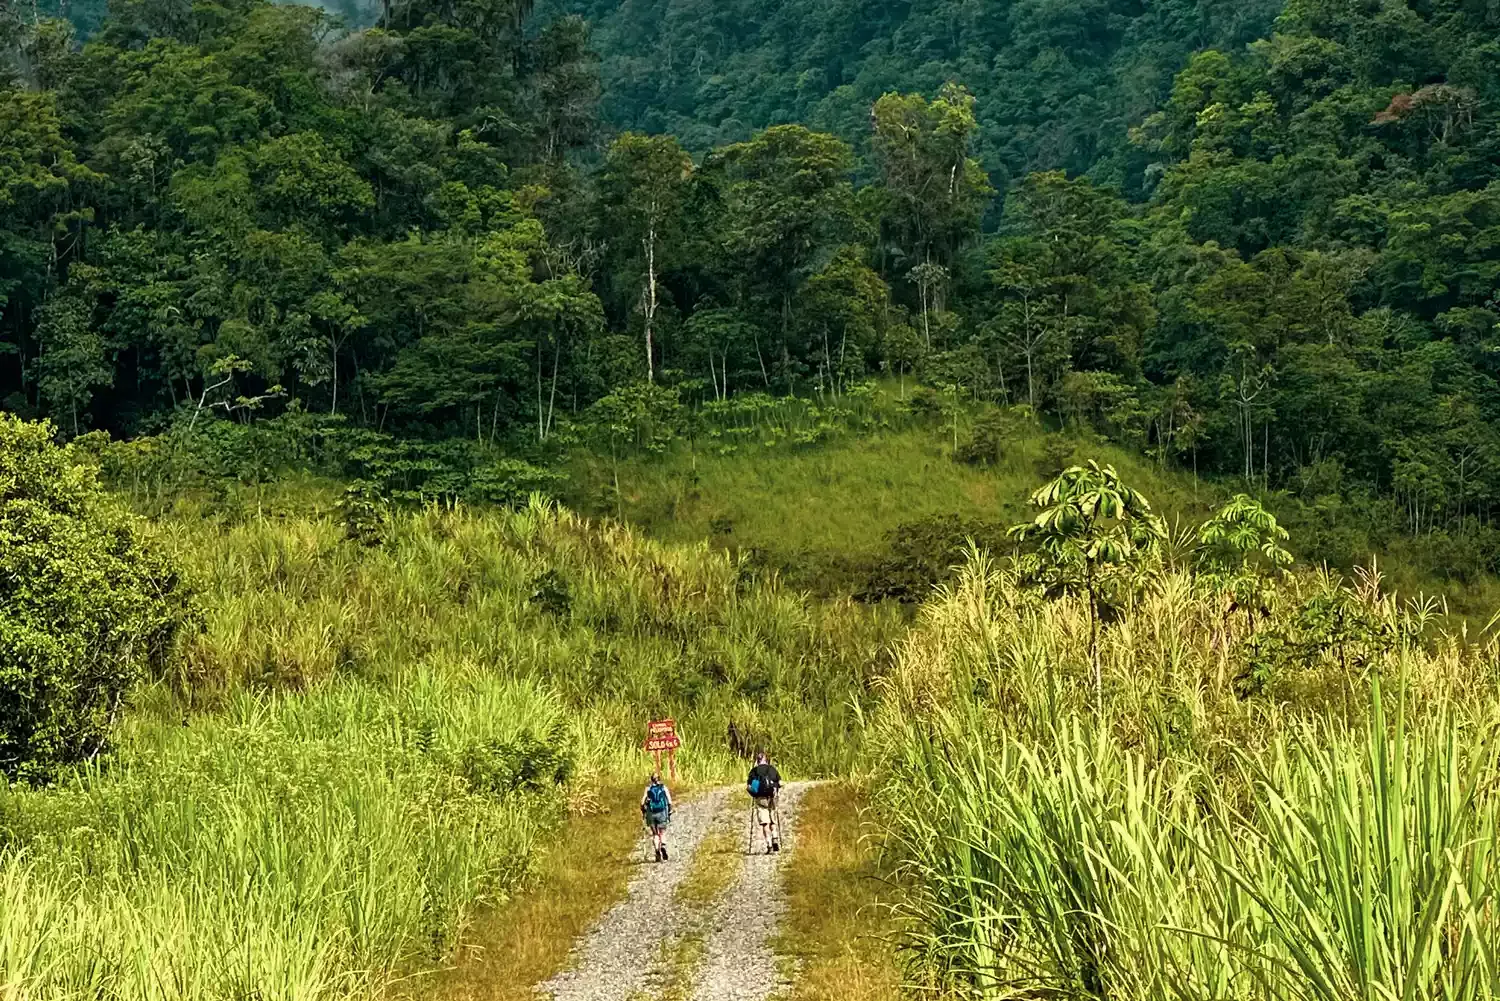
[747,775,763,796]
[646,783,669,813]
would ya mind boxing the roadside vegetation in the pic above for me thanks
[775,784,903,1001]
[870,464,1500,997]
[4,0,1499,994]
[0,420,900,999]
[406,785,646,1001]
[6,402,1500,998]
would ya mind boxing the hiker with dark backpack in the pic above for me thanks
[640,772,673,861]
[746,751,782,854]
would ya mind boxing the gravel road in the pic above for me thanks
[539,781,812,1001]
[689,780,811,1001]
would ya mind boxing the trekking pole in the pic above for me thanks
[745,802,755,856]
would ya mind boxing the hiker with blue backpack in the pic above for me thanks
[641,772,673,861]
[746,751,782,854]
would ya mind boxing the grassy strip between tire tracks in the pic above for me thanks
[774,783,902,1001]
[628,820,744,1001]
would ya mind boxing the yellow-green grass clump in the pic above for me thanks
[0,498,900,999]
[874,554,1500,998]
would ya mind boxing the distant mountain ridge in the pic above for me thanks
[43,0,1280,195]
[530,0,1282,195]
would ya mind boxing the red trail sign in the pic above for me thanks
[645,719,680,777]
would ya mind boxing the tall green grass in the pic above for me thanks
[879,689,1500,998]
[568,420,1220,594]
[0,496,901,998]
[161,496,902,775]
[0,671,564,999]
[873,555,1500,998]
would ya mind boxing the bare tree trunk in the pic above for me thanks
[822,327,834,399]
[780,288,792,387]
[547,338,560,438]
[644,221,658,384]
[1025,348,1036,413]
[838,327,848,397]
[920,282,931,349]
[537,338,546,442]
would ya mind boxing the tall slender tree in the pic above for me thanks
[598,133,694,384]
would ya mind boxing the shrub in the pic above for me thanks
[338,479,389,546]
[953,408,1011,466]
[859,514,1009,603]
[0,416,195,779]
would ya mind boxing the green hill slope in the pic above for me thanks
[566,409,1500,618]
[568,415,1211,594]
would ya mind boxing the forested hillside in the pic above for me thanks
[8,3,1500,996]
[530,0,1282,195]
[2,0,1499,579]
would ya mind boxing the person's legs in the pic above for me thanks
[754,798,775,852]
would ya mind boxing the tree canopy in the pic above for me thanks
[4,0,1500,579]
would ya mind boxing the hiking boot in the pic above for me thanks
[772,840,781,853]
[765,845,774,855]
[661,846,669,861]
[654,845,663,862]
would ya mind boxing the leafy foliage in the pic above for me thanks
[1010,461,1165,571]
[5,0,1500,576]
[1198,493,1293,573]
[532,0,1281,197]
[0,416,193,778]
[1011,461,1166,699]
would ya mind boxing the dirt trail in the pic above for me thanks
[539,781,813,1001]
[689,781,810,1001]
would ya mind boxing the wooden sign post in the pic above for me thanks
[645,718,681,779]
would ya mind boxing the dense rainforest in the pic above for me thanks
[530,0,1285,197]
[2,0,1499,573]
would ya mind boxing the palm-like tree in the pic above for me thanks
[1197,493,1292,572]
[1010,460,1165,707]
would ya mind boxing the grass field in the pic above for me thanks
[10,399,1500,999]
[0,498,901,1000]
[406,784,648,1001]
[871,553,1500,998]
[775,784,903,1001]
[567,418,1223,595]
[0,674,565,999]
[564,394,1500,619]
